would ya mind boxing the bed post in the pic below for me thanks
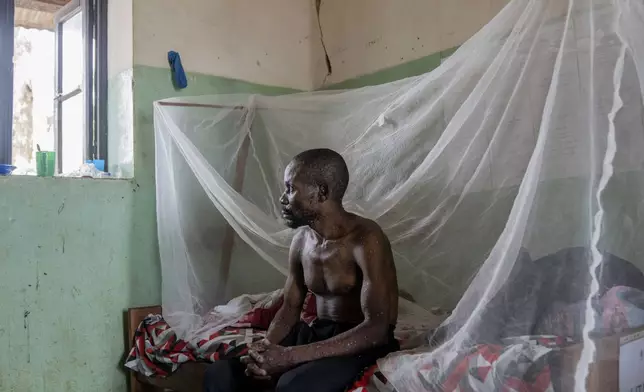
[216,130,251,301]
[126,306,163,392]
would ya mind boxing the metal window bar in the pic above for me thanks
[95,0,108,165]
[0,0,14,165]
[82,0,94,162]
[54,0,106,172]
[54,0,81,172]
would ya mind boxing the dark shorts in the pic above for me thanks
[203,319,399,392]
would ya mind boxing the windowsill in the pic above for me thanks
[1,174,132,181]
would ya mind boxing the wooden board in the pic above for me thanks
[126,306,162,392]
[126,306,210,392]
[559,326,644,391]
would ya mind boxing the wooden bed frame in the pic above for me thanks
[558,327,637,392]
[126,306,209,392]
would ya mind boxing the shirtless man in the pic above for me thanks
[203,149,399,392]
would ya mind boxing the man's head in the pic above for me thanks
[280,148,349,228]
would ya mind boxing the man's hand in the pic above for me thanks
[248,338,272,353]
[241,339,270,380]
[240,356,271,380]
[245,339,295,376]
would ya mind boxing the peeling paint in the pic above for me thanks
[23,310,30,364]
[318,0,510,86]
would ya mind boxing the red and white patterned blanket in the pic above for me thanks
[126,289,311,377]
[129,286,644,391]
[372,336,571,392]
[125,314,267,377]
[125,314,569,392]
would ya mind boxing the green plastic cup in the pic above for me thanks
[36,151,56,177]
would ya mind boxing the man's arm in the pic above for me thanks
[265,230,307,344]
[285,229,396,365]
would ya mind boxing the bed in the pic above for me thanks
[125,292,447,392]
[125,248,644,392]
[125,294,643,392]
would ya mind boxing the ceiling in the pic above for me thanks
[15,0,73,31]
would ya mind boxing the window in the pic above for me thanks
[0,0,107,174]
[0,1,13,165]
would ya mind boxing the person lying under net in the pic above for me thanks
[203,149,400,392]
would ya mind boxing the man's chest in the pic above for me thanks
[300,241,360,295]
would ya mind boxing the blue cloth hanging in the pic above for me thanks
[168,51,188,89]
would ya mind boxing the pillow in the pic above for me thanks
[235,290,318,329]
[233,296,284,330]
[601,285,644,333]
[533,301,601,339]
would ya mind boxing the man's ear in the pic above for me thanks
[318,183,328,202]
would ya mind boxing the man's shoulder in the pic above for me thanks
[353,215,385,234]
[290,227,309,246]
[352,216,390,246]
[351,217,395,270]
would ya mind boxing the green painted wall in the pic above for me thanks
[326,47,458,90]
[0,66,296,392]
[0,177,144,392]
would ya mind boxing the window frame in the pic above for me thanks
[54,0,83,172]
[54,0,108,173]
[0,0,14,165]
[0,0,107,171]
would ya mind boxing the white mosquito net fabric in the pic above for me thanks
[154,0,644,389]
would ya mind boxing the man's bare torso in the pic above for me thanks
[297,215,398,325]
[231,150,399,387]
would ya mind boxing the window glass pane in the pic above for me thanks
[12,27,56,174]
[61,11,83,94]
[60,92,84,173]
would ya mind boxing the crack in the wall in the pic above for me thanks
[316,0,332,85]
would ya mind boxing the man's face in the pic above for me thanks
[280,162,318,228]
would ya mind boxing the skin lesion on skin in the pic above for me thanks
[243,149,399,380]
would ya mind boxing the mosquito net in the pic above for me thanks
[154,0,644,389]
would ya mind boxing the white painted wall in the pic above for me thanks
[107,0,134,177]
[107,0,132,78]
[127,0,510,89]
[132,0,328,91]
[320,0,510,85]
[105,0,513,178]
